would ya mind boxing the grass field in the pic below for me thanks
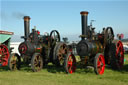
[0,54,128,85]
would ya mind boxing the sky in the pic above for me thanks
[0,0,128,41]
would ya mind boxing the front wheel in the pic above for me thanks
[31,53,43,72]
[8,53,21,70]
[64,53,76,74]
[94,53,105,75]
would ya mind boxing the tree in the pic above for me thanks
[62,37,68,43]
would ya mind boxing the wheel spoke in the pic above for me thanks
[69,68,73,73]
[68,65,73,73]
[11,60,16,64]
[3,52,8,55]
[34,59,38,66]
[68,61,72,65]
[116,47,120,54]
[1,48,5,52]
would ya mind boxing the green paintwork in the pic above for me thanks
[0,34,13,50]
[0,34,12,43]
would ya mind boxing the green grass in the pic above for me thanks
[0,54,128,85]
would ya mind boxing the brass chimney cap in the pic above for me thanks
[24,16,30,21]
[80,11,89,15]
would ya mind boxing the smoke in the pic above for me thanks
[12,12,27,19]
[1,11,27,20]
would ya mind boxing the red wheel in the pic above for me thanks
[115,41,124,69]
[109,41,124,70]
[0,44,10,66]
[94,53,105,75]
[64,53,76,74]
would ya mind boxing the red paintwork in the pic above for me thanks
[67,54,76,74]
[0,44,10,66]
[19,44,27,54]
[37,31,40,35]
[116,41,124,68]
[97,54,105,75]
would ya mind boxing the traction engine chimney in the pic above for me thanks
[23,16,30,40]
[80,11,89,39]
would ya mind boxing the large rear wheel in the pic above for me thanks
[94,53,105,75]
[53,42,68,66]
[104,44,111,65]
[110,41,124,70]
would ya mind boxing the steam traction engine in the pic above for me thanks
[10,16,76,72]
[75,11,124,75]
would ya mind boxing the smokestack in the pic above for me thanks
[23,16,30,40]
[80,11,89,39]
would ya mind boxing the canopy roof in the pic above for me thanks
[0,30,14,44]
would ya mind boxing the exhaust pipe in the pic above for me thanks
[80,11,89,39]
[23,16,30,40]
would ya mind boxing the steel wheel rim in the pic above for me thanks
[97,55,105,75]
[0,45,9,66]
[67,54,76,74]
[57,44,68,65]
[10,55,18,70]
[34,55,42,71]
[116,41,124,68]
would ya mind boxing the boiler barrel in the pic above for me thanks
[18,41,42,55]
[76,40,103,57]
